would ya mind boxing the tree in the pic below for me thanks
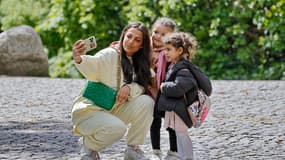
[1,0,284,79]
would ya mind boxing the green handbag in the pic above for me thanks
[82,81,117,110]
[82,47,121,110]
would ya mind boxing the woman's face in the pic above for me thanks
[123,28,143,57]
[164,44,183,64]
[151,25,173,48]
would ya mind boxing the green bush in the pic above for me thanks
[0,0,284,79]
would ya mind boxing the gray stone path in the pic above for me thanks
[0,77,284,160]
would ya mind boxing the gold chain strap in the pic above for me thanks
[117,49,121,90]
[110,47,121,90]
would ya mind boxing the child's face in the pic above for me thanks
[151,25,173,47]
[164,44,183,63]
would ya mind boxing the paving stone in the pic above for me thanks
[0,77,284,159]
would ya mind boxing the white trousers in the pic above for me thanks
[72,95,154,151]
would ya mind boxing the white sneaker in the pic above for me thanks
[164,150,179,160]
[153,149,163,160]
[78,137,100,160]
[81,155,94,160]
[124,145,149,160]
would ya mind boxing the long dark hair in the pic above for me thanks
[118,22,152,94]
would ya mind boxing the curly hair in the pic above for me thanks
[163,32,198,61]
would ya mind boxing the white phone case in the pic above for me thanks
[84,36,97,53]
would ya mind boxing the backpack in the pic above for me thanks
[179,61,212,128]
[186,89,211,128]
[166,59,212,128]
[180,63,212,128]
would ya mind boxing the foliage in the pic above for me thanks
[36,0,128,78]
[0,0,49,29]
[0,0,284,79]
[37,0,127,57]
[48,50,81,78]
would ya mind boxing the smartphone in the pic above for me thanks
[84,36,97,53]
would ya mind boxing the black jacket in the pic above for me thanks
[156,59,212,128]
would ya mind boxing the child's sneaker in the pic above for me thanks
[124,145,149,160]
[152,149,163,160]
[164,150,179,160]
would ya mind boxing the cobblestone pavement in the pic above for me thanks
[0,77,284,160]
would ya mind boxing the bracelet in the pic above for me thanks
[75,57,82,64]
[122,83,131,90]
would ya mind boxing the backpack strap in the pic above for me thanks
[187,63,212,96]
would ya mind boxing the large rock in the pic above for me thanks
[0,25,49,76]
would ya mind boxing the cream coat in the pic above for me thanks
[71,47,145,114]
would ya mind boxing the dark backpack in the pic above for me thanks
[186,62,212,96]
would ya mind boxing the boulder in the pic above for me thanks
[0,25,49,76]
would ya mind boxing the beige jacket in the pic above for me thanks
[71,47,144,114]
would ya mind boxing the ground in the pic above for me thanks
[0,77,284,160]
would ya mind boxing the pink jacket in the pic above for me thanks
[156,51,167,87]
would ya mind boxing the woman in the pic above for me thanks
[72,22,154,160]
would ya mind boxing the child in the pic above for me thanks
[156,32,212,160]
[149,17,179,159]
